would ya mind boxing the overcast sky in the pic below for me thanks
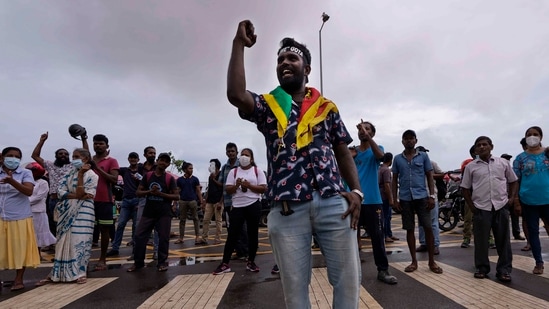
[2,0,548,182]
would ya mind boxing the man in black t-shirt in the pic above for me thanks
[107,152,142,257]
[201,159,224,244]
[127,153,179,272]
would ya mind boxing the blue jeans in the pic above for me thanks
[382,199,393,238]
[268,192,360,309]
[419,199,440,247]
[112,197,139,251]
[522,203,549,265]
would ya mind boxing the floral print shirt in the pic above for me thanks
[239,91,353,201]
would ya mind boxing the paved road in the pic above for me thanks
[1,217,549,308]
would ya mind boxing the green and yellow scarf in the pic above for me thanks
[263,86,338,150]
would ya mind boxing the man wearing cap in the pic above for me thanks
[31,132,89,238]
[226,20,362,308]
[107,152,143,257]
[392,130,442,274]
[90,134,120,270]
[128,152,179,272]
[415,145,442,255]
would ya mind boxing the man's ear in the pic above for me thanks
[304,64,311,77]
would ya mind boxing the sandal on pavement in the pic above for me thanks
[474,272,486,279]
[174,239,184,244]
[521,244,531,251]
[404,264,417,273]
[533,264,544,275]
[157,265,168,272]
[429,265,443,274]
[94,262,107,271]
[127,265,143,272]
[35,277,53,287]
[10,283,25,291]
[76,277,87,284]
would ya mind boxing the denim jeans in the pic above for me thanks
[112,197,139,251]
[419,199,440,247]
[381,199,393,238]
[360,204,389,271]
[268,192,360,309]
[522,203,549,265]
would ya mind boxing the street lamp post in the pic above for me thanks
[319,12,330,95]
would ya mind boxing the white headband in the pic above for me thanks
[278,46,304,59]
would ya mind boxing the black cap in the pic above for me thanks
[416,146,429,152]
[128,152,139,159]
[402,129,416,138]
[157,152,171,162]
[501,153,512,160]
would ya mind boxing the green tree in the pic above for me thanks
[168,151,185,174]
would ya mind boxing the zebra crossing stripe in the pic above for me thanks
[489,255,549,279]
[138,273,234,309]
[309,268,382,309]
[0,278,117,308]
[394,261,549,308]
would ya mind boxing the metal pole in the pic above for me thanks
[319,12,330,95]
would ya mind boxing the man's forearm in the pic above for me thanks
[227,41,253,114]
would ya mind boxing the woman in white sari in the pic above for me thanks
[36,148,98,285]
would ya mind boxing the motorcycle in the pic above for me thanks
[438,177,465,231]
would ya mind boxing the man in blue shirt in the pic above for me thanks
[392,130,442,274]
[352,121,397,284]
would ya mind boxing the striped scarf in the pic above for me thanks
[263,86,338,150]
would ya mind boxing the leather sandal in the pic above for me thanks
[533,264,544,275]
[35,277,53,287]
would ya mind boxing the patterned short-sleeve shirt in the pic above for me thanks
[239,90,353,201]
[44,161,73,195]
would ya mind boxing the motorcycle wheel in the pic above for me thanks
[438,207,459,231]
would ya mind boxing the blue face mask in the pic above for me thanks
[3,157,20,170]
[72,159,83,169]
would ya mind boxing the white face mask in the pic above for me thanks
[526,136,541,148]
[208,162,216,173]
[239,156,251,167]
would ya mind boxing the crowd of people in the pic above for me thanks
[1,19,548,309]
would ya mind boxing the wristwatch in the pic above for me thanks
[352,189,364,200]
[429,194,436,199]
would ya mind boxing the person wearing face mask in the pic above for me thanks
[36,148,98,286]
[513,126,549,275]
[213,148,267,275]
[201,159,224,244]
[32,132,89,238]
[0,147,40,291]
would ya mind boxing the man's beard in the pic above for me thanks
[54,157,70,167]
[146,156,156,164]
[279,74,305,94]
